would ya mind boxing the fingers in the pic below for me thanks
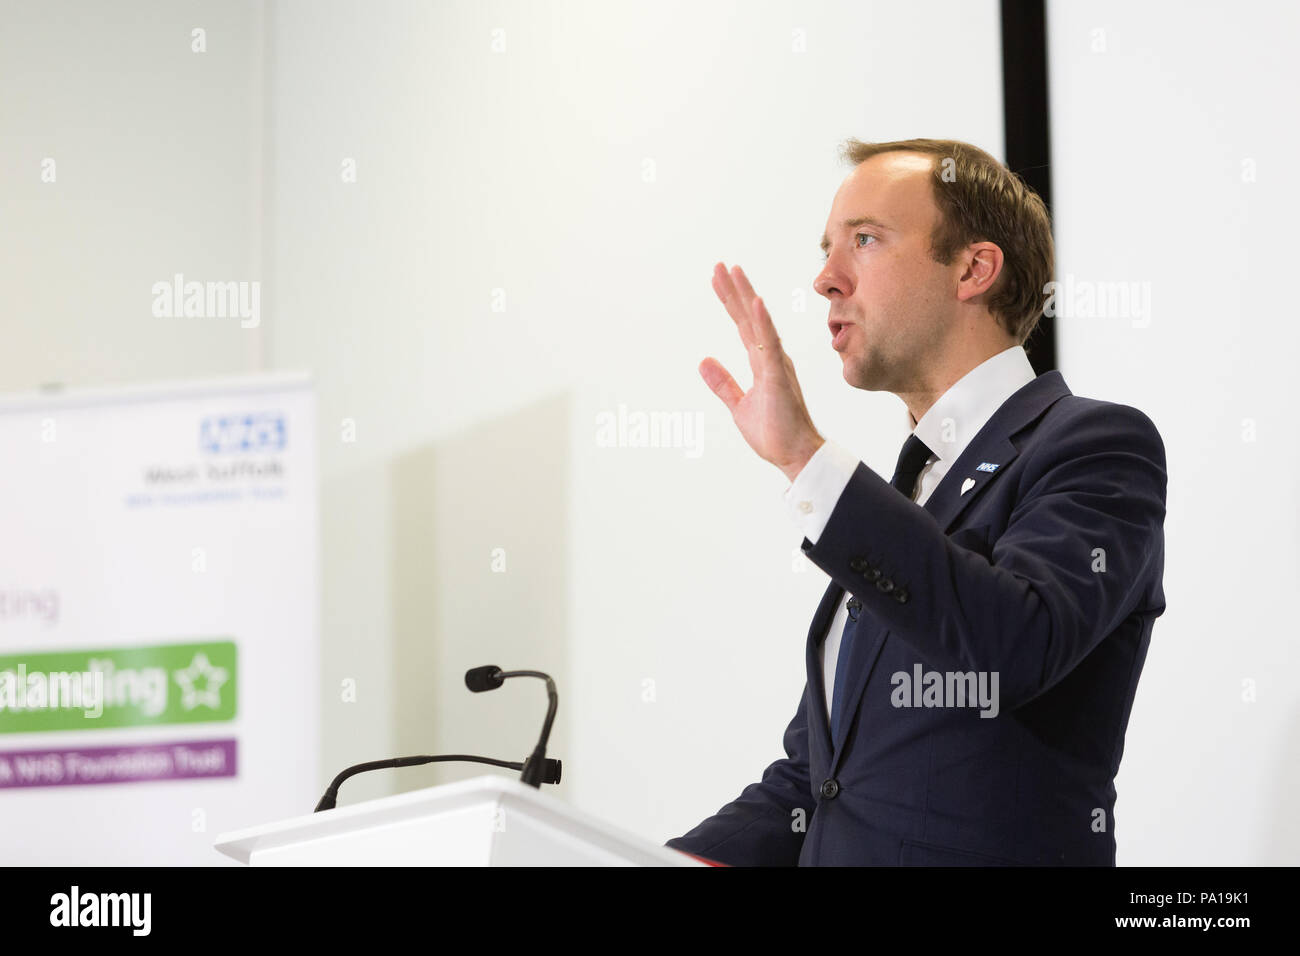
[699,357,743,413]
[711,263,754,348]
[713,262,780,354]
[727,264,760,310]
[747,293,781,353]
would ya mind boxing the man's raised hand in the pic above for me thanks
[698,262,825,483]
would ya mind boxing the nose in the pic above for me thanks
[814,257,851,300]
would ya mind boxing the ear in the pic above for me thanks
[955,241,1004,304]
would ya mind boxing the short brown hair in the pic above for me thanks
[839,137,1054,346]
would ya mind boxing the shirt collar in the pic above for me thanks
[910,345,1038,464]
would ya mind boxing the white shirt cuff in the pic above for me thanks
[783,439,860,545]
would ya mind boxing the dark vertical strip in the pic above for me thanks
[1000,0,1057,374]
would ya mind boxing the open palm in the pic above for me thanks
[699,263,824,481]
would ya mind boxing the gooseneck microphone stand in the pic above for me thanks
[313,664,562,811]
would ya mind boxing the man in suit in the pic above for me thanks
[667,138,1166,866]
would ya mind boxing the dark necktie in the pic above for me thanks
[829,433,933,738]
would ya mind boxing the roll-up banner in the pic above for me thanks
[0,372,319,864]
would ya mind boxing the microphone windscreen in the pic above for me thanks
[464,665,504,692]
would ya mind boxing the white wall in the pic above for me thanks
[1048,0,1300,864]
[0,0,266,389]
[262,0,1006,823]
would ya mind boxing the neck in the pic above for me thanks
[900,337,1018,427]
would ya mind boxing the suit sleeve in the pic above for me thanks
[665,684,818,866]
[801,404,1167,709]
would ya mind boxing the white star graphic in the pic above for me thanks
[174,652,228,710]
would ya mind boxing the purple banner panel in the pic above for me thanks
[0,737,237,789]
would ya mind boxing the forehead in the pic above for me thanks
[825,151,937,233]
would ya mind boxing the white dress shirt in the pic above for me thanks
[782,344,1039,723]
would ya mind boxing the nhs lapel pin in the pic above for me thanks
[975,462,1000,473]
[960,477,976,495]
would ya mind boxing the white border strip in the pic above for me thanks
[0,370,314,413]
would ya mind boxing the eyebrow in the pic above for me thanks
[820,216,892,254]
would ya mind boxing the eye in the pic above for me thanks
[821,233,877,262]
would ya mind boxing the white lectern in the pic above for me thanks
[213,775,704,866]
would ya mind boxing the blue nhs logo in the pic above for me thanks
[200,413,287,454]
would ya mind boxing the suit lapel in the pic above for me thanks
[924,370,1072,532]
[805,580,843,754]
[818,371,1073,769]
[924,434,1019,531]
[829,610,887,765]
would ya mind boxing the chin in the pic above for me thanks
[841,361,870,391]
[842,358,884,392]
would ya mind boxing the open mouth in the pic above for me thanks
[829,320,851,349]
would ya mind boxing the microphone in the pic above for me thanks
[310,664,563,811]
[465,664,558,789]
[464,665,505,692]
[847,596,862,622]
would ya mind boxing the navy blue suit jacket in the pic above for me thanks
[667,370,1167,866]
